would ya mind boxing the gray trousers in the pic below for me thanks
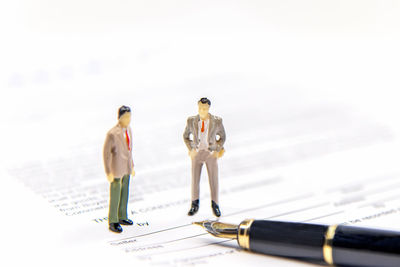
[191,150,219,204]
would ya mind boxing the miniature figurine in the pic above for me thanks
[183,97,226,217]
[103,105,135,233]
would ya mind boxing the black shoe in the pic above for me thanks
[211,201,221,217]
[119,219,133,225]
[187,199,200,216]
[109,223,123,233]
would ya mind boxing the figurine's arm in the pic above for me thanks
[129,127,135,177]
[103,133,115,182]
[183,118,194,151]
[183,118,198,159]
[214,119,226,158]
[216,119,226,149]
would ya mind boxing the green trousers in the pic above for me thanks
[108,174,130,223]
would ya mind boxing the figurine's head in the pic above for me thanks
[118,105,131,128]
[198,97,211,120]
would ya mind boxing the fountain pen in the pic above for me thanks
[194,219,400,267]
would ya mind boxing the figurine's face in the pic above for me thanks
[198,102,210,120]
[119,112,131,128]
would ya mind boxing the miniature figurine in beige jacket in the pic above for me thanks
[183,97,226,217]
[103,105,135,233]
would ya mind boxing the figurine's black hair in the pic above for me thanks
[198,97,211,106]
[118,105,131,119]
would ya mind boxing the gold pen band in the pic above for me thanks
[323,224,338,265]
[237,219,255,250]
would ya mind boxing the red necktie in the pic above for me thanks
[201,120,205,133]
[125,130,131,151]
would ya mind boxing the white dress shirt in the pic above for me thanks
[197,119,209,150]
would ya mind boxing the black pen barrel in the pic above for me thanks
[332,225,400,267]
[244,220,400,267]
[247,220,328,263]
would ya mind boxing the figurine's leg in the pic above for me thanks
[205,153,219,204]
[191,153,204,201]
[109,178,122,223]
[118,174,130,220]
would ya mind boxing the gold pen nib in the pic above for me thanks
[192,221,206,227]
[193,220,239,239]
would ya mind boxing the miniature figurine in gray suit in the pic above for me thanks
[183,97,226,217]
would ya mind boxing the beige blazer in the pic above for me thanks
[103,124,134,178]
[183,113,226,152]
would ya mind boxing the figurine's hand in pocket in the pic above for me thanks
[131,169,135,177]
[107,173,114,183]
[189,149,198,159]
[212,149,225,158]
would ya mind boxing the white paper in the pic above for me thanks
[2,79,400,266]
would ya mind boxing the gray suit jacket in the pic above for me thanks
[103,124,134,178]
[183,113,226,152]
